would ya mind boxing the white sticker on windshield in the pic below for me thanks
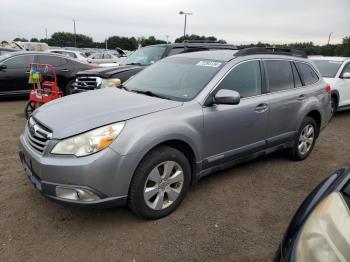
[196,61,222,67]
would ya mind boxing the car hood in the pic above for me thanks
[76,64,144,78]
[32,88,182,139]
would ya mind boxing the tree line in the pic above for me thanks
[2,32,349,56]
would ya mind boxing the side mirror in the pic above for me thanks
[0,64,7,70]
[341,72,350,79]
[213,89,241,105]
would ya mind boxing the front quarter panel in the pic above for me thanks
[110,102,204,164]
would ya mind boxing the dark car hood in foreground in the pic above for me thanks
[33,88,182,139]
[76,64,144,78]
[277,166,350,262]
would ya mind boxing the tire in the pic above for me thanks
[64,79,75,95]
[128,146,191,220]
[289,117,317,161]
[24,101,37,119]
[330,96,337,117]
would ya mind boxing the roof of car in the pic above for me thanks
[145,42,237,49]
[308,56,349,62]
[174,50,239,61]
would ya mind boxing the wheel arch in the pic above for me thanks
[331,90,340,108]
[305,110,322,137]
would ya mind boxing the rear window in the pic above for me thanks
[265,60,294,92]
[296,62,319,85]
[311,60,343,78]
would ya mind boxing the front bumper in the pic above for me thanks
[19,133,142,207]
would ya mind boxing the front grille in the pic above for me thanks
[24,118,52,154]
[72,76,102,92]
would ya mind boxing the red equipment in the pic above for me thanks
[24,63,63,119]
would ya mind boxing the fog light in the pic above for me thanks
[55,186,100,202]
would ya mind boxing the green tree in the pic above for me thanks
[140,36,166,47]
[48,32,93,47]
[175,34,219,43]
[30,38,39,42]
[13,37,28,42]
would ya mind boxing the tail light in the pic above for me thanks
[87,66,96,70]
[325,84,331,94]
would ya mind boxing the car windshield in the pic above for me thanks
[122,46,166,66]
[311,60,343,78]
[124,57,224,101]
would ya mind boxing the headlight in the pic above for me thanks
[100,78,121,88]
[51,122,125,157]
[296,192,350,262]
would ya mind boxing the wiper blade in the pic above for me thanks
[120,84,129,91]
[125,62,143,66]
[130,90,172,100]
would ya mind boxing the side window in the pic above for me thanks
[296,62,319,86]
[341,63,350,75]
[104,54,112,59]
[168,48,185,56]
[64,52,76,58]
[93,53,103,59]
[265,60,294,92]
[38,55,66,66]
[292,62,302,88]
[215,60,262,98]
[5,55,35,69]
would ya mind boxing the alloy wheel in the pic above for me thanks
[298,124,315,155]
[143,161,184,210]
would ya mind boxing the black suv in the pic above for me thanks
[72,42,237,93]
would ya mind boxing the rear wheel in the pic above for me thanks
[128,146,191,219]
[331,96,337,116]
[24,101,37,119]
[289,117,317,161]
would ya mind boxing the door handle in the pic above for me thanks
[255,103,268,113]
[61,69,69,72]
[298,94,306,101]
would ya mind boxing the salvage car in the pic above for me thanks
[48,49,89,63]
[72,41,237,93]
[87,52,120,65]
[0,51,96,96]
[276,166,350,262]
[19,48,332,219]
[310,56,350,115]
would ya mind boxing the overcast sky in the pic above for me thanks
[1,0,349,45]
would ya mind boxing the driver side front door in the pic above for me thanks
[202,60,269,169]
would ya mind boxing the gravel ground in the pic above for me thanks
[0,99,349,262]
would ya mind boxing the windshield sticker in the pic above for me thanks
[196,61,222,67]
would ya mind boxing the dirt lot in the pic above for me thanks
[0,99,349,262]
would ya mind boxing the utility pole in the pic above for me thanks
[166,35,170,43]
[73,19,77,47]
[45,28,48,41]
[105,38,108,49]
[327,32,333,45]
[179,11,193,40]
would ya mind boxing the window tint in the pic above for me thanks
[104,54,112,59]
[38,55,66,66]
[5,55,35,69]
[215,60,261,98]
[265,60,294,92]
[168,48,185,56]
[63,52,76,58]
[296,62,319,85]
[93,53,103,59]
[292,63,302,88]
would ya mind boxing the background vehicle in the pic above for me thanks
[0,47,17,56]
[73,41,237,93]
[276,166,350,262]
[310,56,350,114]
[19,48,331,219]
[15,41,49,51]
[0,51,96,96]
[87,52,120,65]
[48,49,89,63]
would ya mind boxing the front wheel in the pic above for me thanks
[128,146,191,220]
[289,117,317,161]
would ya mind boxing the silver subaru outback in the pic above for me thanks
[19,48,332,219]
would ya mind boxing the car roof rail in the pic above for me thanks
[235,47,307,58]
